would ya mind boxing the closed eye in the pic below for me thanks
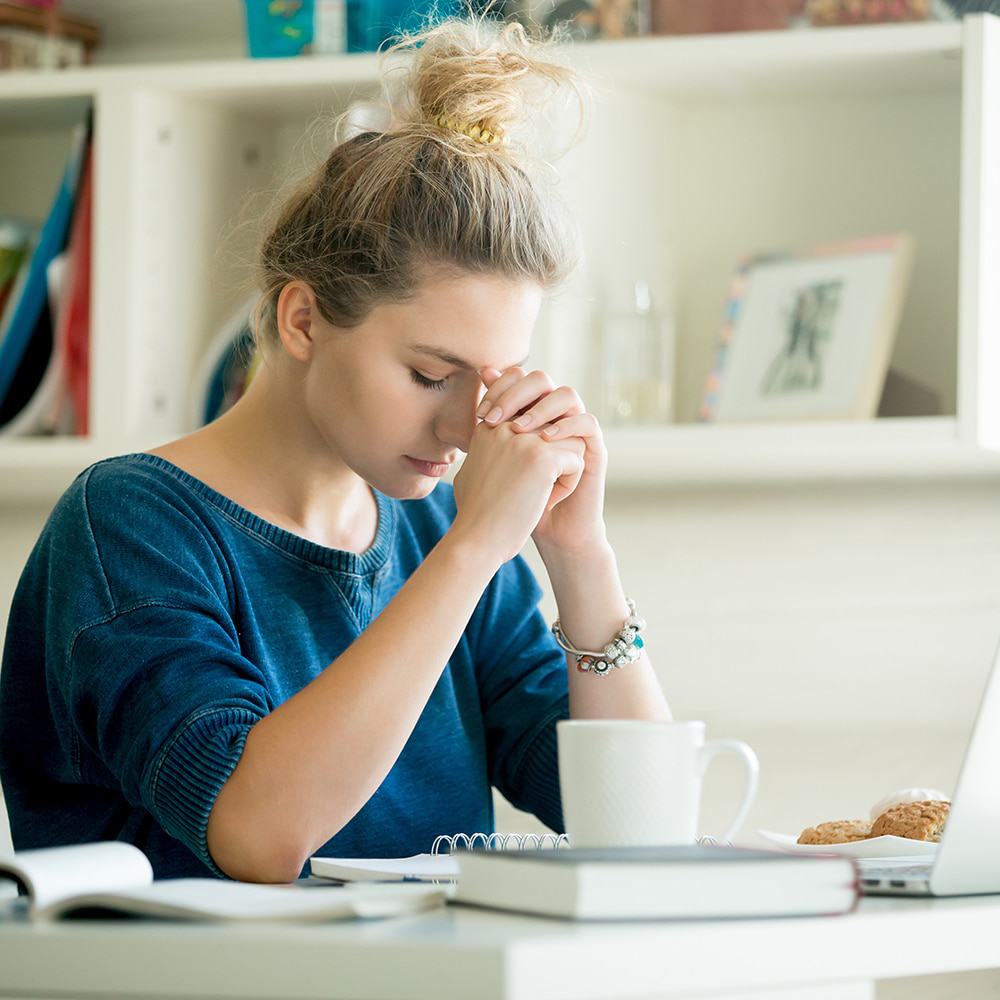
[410,369,448,391]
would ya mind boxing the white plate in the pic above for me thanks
[757,829,939,859]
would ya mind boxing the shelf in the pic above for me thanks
[0,438,161,504]
[601,417,1000,485]
[0,17,996,502]
[0,20,963,107]
[578,20,962,99]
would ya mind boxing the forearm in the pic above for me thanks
[208,527,499,882]
[536,540,672,723]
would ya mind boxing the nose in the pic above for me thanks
[434,383,485,454]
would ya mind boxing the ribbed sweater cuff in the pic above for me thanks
[149,707,262,878]
[511,701,567,834]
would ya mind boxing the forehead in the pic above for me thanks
[377,272,542,369]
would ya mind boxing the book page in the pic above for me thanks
[0,842,152,910]
[39,879,449,922]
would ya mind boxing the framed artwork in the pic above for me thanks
[698,234,915,423]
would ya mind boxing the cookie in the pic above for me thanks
[870,800,950,842]
[797,819,872,845]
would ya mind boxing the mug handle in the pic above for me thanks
[697,739,760,842]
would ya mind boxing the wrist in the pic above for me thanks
[538,541,631,653]
[442,517,506,576]
[536,535,615,579]
[531,530,614,568]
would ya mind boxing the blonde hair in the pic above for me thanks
[250,9,589,353]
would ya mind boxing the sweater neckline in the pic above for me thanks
[115,452,396,576]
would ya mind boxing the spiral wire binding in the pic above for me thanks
[430,832,732,855]
[431,832,569,854]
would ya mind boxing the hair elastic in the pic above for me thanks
[434,113,507,146]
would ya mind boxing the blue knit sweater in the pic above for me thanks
[0,454,568,878]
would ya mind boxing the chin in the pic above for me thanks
[397,477,441,500]
[364,467,441,501]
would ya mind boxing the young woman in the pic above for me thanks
[0,16,671,883]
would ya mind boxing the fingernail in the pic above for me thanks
[485,406,503,423]
[542,424,558,437]
[514,414,532,427]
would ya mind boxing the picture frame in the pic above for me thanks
[698,234,915,423]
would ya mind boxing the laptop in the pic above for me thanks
[858,637,1000,897]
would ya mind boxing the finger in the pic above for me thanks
[510,385,585,433]
[547,455,585,511]
[540,412,603,444]
[480,369,555,425]
[540,414,606,477]
[548,439,585,486]
[475,367,525,422]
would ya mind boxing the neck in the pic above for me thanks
[206,360,376,552]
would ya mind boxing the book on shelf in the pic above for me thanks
[452,845,860,921]
[190,293,261,430]
[0,253,58,434]
[0,217,31,318]
[51,130,93,436]
[0,842,447,923]
[0,113,92,436]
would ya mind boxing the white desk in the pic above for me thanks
[0,893,998,1000]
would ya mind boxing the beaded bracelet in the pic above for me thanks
[550,598,647,677]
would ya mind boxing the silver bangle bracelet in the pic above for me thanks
[550,598,647,677]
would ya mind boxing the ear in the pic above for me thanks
[275,281,319,363]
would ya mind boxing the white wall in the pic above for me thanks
[514,475,1000,843]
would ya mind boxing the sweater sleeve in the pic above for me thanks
[45,463,271,876]
[472,554,569,834]
[66,603,270,876]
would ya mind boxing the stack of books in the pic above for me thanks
[310,842,860,920]
[0,111,92,437]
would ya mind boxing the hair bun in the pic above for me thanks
[382,15,586,157]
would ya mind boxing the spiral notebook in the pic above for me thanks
[309,832,730,883]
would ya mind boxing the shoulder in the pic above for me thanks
[51,454,211,544]
[42,454,233,612]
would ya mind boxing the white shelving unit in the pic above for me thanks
[3,17,1000,502]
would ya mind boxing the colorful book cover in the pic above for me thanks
[0,115,90,409]
[0,217,31,320]
[190,294,262,429]
[55,136,93,435]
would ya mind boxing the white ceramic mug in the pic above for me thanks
[556,719,760,847]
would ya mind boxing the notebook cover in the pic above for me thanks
[454,846,840,864]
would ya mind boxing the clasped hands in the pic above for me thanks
[474,365,608,554]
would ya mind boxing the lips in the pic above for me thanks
[405,455,453,477]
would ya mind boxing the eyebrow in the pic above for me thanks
[411,343,529,372]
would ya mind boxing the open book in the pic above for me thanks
[0,842,447,922]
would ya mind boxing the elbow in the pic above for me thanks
[213,836,308,885]
[207,780,311,884]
